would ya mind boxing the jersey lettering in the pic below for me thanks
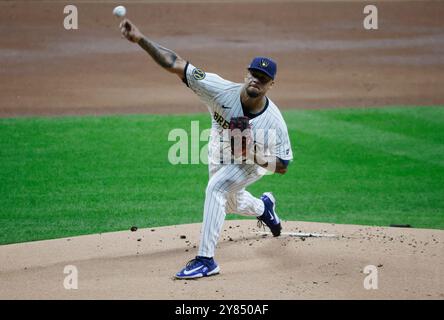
[213,111,230,129]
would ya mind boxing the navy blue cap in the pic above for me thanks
[248,56,277,80]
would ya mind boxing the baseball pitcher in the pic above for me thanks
[120,19,293,279]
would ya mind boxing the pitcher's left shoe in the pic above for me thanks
[175,256,220,279]
[258,192,282,237]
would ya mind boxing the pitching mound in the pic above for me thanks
[0,220,443,299]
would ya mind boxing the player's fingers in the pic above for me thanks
[121,30,130,40]
[119,19,126,29]
[124,21,132,31]
[121,24,130,35]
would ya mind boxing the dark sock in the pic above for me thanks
[197,256,213,260]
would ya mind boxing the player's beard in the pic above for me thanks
[246,86,260,98]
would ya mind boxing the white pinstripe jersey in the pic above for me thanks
[184,63,293,166]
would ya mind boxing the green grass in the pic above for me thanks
[1,106,444,244]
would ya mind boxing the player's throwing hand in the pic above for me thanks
[120,19,143,43]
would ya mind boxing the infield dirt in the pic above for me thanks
[1,220,443,299]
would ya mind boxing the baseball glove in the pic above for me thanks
[229,116,251,157]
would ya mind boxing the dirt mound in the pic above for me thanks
[1,220,443,299]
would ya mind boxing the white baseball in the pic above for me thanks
[113,6,126,17]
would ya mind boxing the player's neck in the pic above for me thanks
[240,90,267,115]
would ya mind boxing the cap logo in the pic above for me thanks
[260,59,269,68]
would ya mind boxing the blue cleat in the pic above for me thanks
[175,256,220,279]
[258,192,282,237]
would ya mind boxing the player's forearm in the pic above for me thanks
[137,36,179,70]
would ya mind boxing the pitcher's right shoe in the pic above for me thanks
[175,256,220,279]
[258,192,282,237]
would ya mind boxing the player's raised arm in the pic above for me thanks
[119,19,187,80]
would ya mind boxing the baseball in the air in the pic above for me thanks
[113,6,126,18]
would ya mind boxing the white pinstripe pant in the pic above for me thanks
[198,162,265,258]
